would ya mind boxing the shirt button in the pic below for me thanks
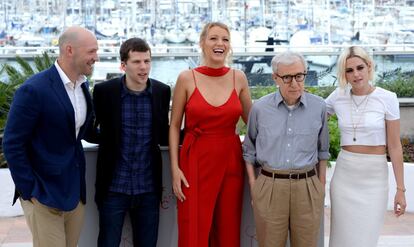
[287,144,291,147]
[289,113,292,117]
[287,159,290,162]
[288,128,292,132]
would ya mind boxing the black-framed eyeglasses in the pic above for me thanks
[276,73,307,84]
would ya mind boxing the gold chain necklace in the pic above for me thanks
[350,90,371,142]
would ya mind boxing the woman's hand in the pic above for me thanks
[394,190,407,217]
[172,166,189,202]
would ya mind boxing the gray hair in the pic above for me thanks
[271,51,308,74]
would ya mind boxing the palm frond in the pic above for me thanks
[4,64,21,81]
[4,64,28,85]
[0,53,53,130]
[0,81,16,126]
[15,55,35,77]
[1,53,54,167]
[0,64,5,75]
[34,52,53,71]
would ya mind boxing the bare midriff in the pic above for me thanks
[342,145,386,155]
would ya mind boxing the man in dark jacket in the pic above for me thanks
[91,37,170,247]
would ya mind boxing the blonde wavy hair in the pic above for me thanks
[199,22,233,66]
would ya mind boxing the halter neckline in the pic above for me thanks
[194,66,230,77]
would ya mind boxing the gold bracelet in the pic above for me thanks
[397,187,406,193]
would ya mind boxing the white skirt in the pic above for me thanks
[329,149,388,247]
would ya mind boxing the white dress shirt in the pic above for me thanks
[54,60,87,138]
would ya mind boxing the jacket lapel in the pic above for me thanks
[82,82,93,118]
[113,79,122,146]
[150,79,160,140]
[49,65,76,135]
[77,82,93,141]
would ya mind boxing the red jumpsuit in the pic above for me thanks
[178,70,244,247]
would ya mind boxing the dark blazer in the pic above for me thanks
[91,76,170,205]
[2,65,94,211]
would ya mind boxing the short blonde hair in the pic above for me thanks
[199,22,233,65]
[337,46,375,88]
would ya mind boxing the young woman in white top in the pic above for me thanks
[325,46,406,247]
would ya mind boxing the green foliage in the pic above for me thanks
[15,56,35,77]
[0,52,53,168]
[33,52,53,72]
[376,74,414,97]
[401,138,414,163]
[328,115,341,161]
[0,81,19,129]
[0,52,53,129]
[306,86,336,99]
[237,119,247,136]
[250,85,336,101]
[1,53,53,85]
[249,86,275,100]
[0,149,6,168]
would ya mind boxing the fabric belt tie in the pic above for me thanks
[261,168,316,179]
[181,126,236,244]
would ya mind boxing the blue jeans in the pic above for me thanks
[97,191,159,247]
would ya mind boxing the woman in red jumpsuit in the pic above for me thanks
[169,22,252,247]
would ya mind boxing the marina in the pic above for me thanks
[0,0,413,86]
[0,0,414,48]
[0,2,413,246]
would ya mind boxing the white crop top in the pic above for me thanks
[325,87,399,146]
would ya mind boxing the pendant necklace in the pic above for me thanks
[350,92,369,112]
[350,89,370,142]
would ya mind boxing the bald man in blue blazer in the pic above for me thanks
[2,26,98,247]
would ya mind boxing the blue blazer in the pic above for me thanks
[2,65,93,211]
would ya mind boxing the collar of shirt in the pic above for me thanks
[274,91,308,109]
[54,60,86,89]
[120,75,153,98]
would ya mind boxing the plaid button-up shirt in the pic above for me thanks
[109,79,154,195]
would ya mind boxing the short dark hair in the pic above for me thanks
[119,38,151,62]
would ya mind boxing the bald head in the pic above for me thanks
[58,26,96,54]
[57,26,99,81]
